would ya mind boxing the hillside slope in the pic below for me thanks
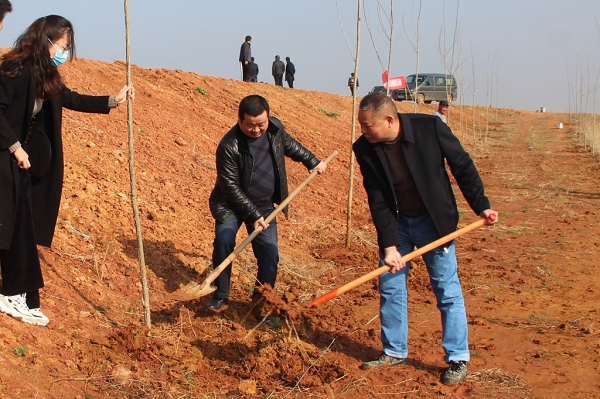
[0,58,598,398]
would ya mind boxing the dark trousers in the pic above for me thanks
[286,80,294,88]
[212,207,279,300]
[0,170,44,308]
[274,74,283,86]
[241,62,251,82]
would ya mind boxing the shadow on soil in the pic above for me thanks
[119,237,210,293]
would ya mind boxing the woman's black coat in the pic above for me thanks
[0,65,110,249]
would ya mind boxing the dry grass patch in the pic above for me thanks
[469,368,532,398]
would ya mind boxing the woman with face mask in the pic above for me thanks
[0,15,134,326]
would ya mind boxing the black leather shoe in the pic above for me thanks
[205,298,229,312]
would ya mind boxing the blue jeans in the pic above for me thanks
[379,213,470,363]
[212,207,279,300]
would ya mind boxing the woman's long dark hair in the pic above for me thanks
[0,15,76,99]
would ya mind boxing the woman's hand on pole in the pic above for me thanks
[115,84,135,104]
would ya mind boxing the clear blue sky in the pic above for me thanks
[1,1,599,112]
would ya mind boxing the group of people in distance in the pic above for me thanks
[238,35,295,87]
[0,3,499,386]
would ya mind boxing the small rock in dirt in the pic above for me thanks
[111,365,133,385]
[111,150,125,161]
[78,311,91,319]
[238,379,257,395]
[283,291,296,303]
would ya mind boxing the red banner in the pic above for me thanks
[382,70,406,89]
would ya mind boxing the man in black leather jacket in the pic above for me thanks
[207,95,326,316]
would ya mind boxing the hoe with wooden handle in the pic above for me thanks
[171,150,338,301]
[307,217,492,308]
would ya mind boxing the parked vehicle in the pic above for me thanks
[392,73,457,104]
[369,85,392,97]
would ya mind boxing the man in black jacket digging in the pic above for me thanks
[206,95,326,319]
[353,93,498,384]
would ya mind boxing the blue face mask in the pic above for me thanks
[52,49,69,67]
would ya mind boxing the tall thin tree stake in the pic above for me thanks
[386,0,394,97]
[124,0,151,329]
[346,0,362,247]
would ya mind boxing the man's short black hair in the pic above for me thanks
[245,35,252,41]
[0,0,12,22]
[238,95,269,121]
[359,93,398,120]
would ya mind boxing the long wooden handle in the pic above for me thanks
[204,150,338,286]
[307,218,486,308]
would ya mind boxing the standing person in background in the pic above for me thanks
[0,15,135,327]
[249,57,259,83]
[206,95,327,319]
[285,57,295,88]
[434,100,449,124]
[0,0,12,31]
[353,93,497,384]
[239,35,252,82]
[348,72,359,96]
[272,55,285,86]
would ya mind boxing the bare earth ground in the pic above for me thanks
[0,58,598,398]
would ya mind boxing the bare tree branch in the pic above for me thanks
[363,4,385,70]
[336,0,356,60]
